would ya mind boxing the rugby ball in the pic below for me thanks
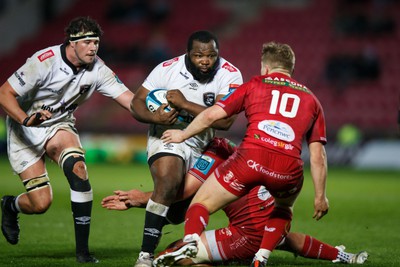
[146,89,171,113]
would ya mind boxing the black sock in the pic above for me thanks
[7,196,18,213]
[71,200,92,254]
[141,211,167,254]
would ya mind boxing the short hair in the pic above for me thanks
[64,16,103,45]
[261,42,295,74]
[186,30,219,52]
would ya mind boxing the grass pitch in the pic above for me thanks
[0,157,399,266]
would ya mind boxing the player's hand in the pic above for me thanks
[161,129,186,144]
[166,89,187,110]
[23,110,52,126]
[101,191,130,210]
[312,196,329,221]
[155,104,179,125]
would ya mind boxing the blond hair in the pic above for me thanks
[261,42,295,74]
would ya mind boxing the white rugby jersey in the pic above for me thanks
[7,44,128,127]
[142,54,243,150]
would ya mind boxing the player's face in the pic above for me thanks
[71,39,99,66]
[187,40,219,83]
[189,40,219,73]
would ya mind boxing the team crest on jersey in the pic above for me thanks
[222,62,237,72]
[203,92,215,106]
[79,85,91,95]
[38,50,55,62]
[162,57,179,67]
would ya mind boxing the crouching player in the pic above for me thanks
[102,138,368,265]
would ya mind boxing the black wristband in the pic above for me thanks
[22,116,30,126]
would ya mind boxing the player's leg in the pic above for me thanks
[153,175,239,267]
[281,232,368,264]
[251,191,299,267]
[45,130,98,263]
[1,159,51,245]
[136,154,185,267]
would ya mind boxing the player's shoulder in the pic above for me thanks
[218,57,241,74]
[32,45,61,63]
[159,55,184,69]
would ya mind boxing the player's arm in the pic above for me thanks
[162,105,228,143]
[130,85,179,125]
[102,174,202,211]
[308,141,329,221]
[0,81,51,126]
[167,90,235,130]
[114,90,135,112]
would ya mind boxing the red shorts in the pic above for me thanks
[205,225,261,262]
[189,138,237,183]
[214,147,304,198]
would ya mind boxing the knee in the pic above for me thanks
[31,199,51,214]
[59,148,91,191]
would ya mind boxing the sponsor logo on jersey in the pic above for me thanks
[257,136,294,150]
[189,83,198,90]
[258,120,295,142]
[263,77,310,93]
[59,67,70,75]
[41,103,78,115]
[222,62,237,72]
[247,160,293,180]
[203,92,215,106]
[162,57,179,67]
[194,155,215,176]
[38,50,55,62]
[14,71,25,86]
[179,71,190,79]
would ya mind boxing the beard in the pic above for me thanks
[185,55,220,84]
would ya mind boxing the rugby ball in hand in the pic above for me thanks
[146,89,171,113]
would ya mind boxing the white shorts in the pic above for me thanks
[7,117,78,174]
[146,135,203,173]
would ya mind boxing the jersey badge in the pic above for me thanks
[194,155,215,176]
[222,62,237,72]
[38,50,55,62]
[162,57,179,67]
[203,92,215,107]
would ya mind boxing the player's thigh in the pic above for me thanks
[191,173,238,214]
[45,129,82,162]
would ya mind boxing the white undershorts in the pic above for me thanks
[7,117,78,174]
[146,135,203,173]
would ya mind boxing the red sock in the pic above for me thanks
[184,203,209,236]
[260,207,292,251]
[300,235,339,260]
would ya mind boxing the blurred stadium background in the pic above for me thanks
[0,0,399,169]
